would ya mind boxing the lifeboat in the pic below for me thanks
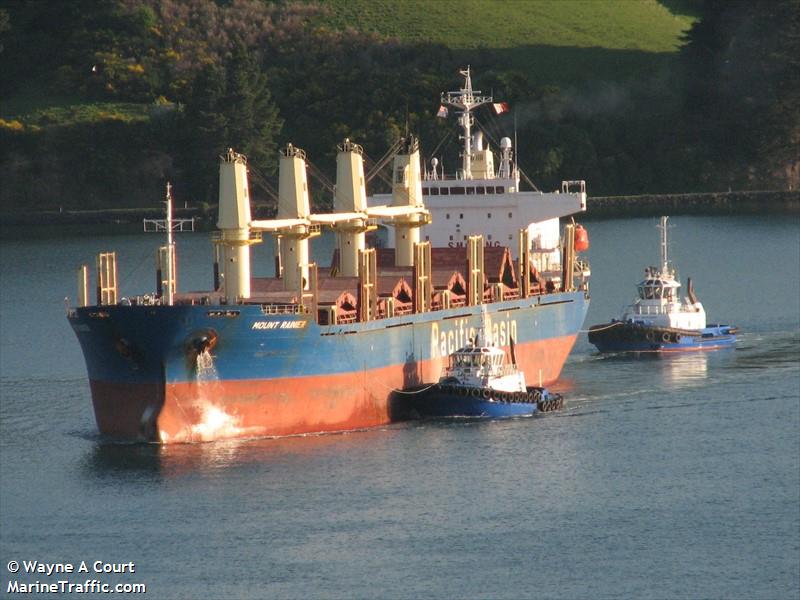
[574,224,590,252]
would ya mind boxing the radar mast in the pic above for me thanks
[441,66,492,180]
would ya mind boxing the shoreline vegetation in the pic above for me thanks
[1,0,797,217]
[1,191,796,230]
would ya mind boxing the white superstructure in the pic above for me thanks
[619,216,706,330]
[441,342,526,393]
[369,67,587,271]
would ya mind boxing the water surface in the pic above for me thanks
[1,216,798,599]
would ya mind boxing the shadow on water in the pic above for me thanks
[80,422,415,480]
[82,442,165,482]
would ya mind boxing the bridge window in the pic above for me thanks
[446,213,450,219]
[451,186,465,195]
[440,187,449,195]
[394,166,406,183]
[487,213,492,219]
[422,188,429,196]
[476,186,485,194]
[487,187,495,194]
[459,213,463,219]
[508,212,513,218]
[496,186,504,193]
[430,188,439,195]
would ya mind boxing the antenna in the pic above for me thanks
[514,110,518,185]
[165,182,173,248]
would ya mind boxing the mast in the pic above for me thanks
[441,66,492,180]
[659,215,669,274]
[164,182,175,306]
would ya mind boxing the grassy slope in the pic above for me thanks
[0,74,152,126]
[315,0,694,86]
[318,0,693,52]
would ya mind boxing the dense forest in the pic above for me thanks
[0,0,797,213]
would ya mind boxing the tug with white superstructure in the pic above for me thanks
[588,216,737,353]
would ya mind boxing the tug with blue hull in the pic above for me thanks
[407,328,564,419]
[588,216,737,354]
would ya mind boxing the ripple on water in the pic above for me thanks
[1,377,95,449]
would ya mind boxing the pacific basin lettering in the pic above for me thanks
[430,316,517,359]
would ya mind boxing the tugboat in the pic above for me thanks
[588,216,737,353]
[408,328,564,418]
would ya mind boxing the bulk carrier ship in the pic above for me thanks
[67,68,591,442]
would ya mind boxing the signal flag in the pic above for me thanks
[492,102,510,115]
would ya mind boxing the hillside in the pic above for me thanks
[318,0,693,50]
[0,0,796,215]
[314,0,695,84]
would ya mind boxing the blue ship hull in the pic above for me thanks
[408,384,563,418]
[588,322,737,353]
[68,291,588,441]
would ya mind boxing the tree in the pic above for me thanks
[680,0,800,189]
[181,42,283,204]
